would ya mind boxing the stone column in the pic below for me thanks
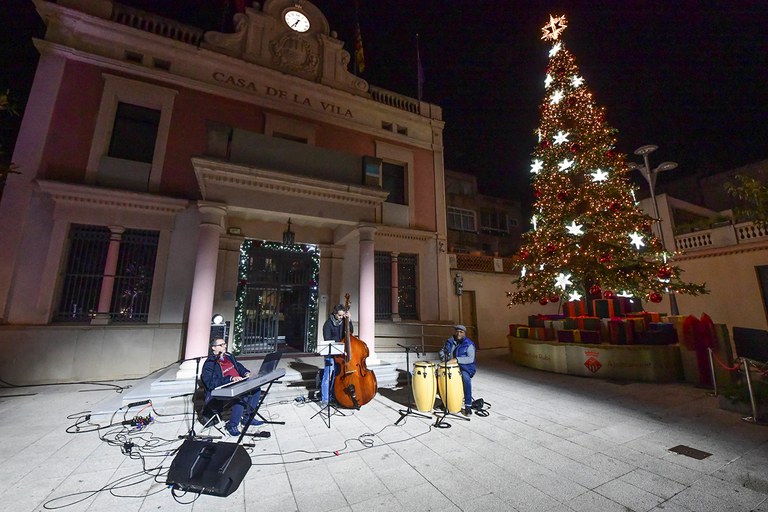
[358,224,377,360]
[91,226,125,325]
[390,252,401,322]
[181,204,227,371]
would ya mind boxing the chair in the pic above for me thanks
[194,377,229,436]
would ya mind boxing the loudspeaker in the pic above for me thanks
[167,440,251,497]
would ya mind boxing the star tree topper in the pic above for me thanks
[541,14,568,41]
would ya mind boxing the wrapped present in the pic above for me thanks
[617,297,644,314]
[528,315,545,328]
[564,317,578,329]
[608,318,636,345]
[528,326,556,341]
[576,316,601,331]
[564,300,586,317]
[639,322,677,345]
[592,299,622,318]
[579,329,601,344]
[509,323,525,336]
[516,326,530,339]
[666,315,686,344]
[626,311,666,328]
[557,329,581,343]
[543,319,566,332]
[625,316,646,334]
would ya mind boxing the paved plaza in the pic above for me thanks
[0,351,766,512]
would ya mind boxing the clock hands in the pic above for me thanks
[291,19,300,28]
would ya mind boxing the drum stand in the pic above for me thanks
[395,344,432,426]
[434,360,470,429]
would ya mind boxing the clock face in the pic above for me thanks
[284,10,310,32]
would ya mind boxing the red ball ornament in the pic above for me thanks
[569,142,581,153]
[549,295,560,303]
[605,149,615,159]
[534,188,542,198]
[557,191,568,202]
[609,202,621,212]
[540,139,550,149]
[567,97,577,107]
[589,285,602,296]
[649,292,663,303]
[519,249,529,260]
[557,66,566,76]
[603,290,615,299]
[539,298,549,306]
[546,243,556,253]
[657,266,672,280]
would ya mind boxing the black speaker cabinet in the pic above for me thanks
[167,440,251,497]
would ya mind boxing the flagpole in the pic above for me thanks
[416,33,423,115]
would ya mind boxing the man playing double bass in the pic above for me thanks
[320,304,353,406]
[439,325,476,416]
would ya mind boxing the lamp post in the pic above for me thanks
[627,144,680,315]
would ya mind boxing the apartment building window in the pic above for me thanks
[448,207,476,232]
[54,224,159,323]
[480,210,509,234]
[108,102,161,163]
[374,252,418,320]
[382,162,406,205]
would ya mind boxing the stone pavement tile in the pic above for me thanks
[565,490,633,512]
[548,439,635,478]
[711,450,768,494]
[618,468,688,499]
[513,461,589,502]
[0,474,70,512]
[428,473,493,504]
[454,491,519,512]
[241,491,298,512]
[591,421,659,445]
[349,494,400,512]
[375,465,428,493]
[391,482,461,512]
[493,478,562,512]
[525,445,614,489]
[665,487,739,512]
[593,478,664,511]
[647,501,695,512]
[688,474,768,511]
[289,464,348,512]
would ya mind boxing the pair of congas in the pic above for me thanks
[412,361,464,413]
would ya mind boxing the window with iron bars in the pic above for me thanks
[374,252,418,320]
[54,224,159,323]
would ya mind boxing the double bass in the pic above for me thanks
[333,293,378,409]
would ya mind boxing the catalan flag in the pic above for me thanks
[354,3,365,74]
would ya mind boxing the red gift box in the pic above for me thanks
[564,300,586,317]
[557,329,580,343]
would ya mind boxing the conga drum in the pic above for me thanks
[436,362,464,413]
[412,361,437,412]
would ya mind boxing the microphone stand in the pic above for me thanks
[395,343,432,425]
[181,356,221,441]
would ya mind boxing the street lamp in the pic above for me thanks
[627,144,680,315]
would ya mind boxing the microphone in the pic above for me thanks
[126,400,151,408]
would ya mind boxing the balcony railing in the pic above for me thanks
[112,3,204,46]
[674,221,768,252]
[450,253,516,273]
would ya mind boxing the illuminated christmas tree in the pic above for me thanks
[507,15,706,310]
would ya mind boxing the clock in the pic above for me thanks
[284,10,310,32]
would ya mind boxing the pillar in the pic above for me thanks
[358,225,376,360]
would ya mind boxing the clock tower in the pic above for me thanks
[203,0,368,96]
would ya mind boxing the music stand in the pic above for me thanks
[311,342,348,428]
[395,343,432,425]
[434,357,470,429]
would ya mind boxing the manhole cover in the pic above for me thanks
[668,445,712,460]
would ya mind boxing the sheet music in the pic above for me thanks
[317,342,345,355]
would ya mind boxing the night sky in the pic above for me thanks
[3,0,768,207]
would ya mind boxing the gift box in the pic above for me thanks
[516,326,530,339]
[557,329,581,343]
[509,323,526,336]
[592,299,622,319]
[564,317,578,329]
[639,322,677,345]
[529,327,556,341]
[608,318,636,345]
[617,297,644,314]
[543,320,566,332]
[564,300,586,317]
[579,329,601,344]
[575,316,601,331]
[528,315,545,328]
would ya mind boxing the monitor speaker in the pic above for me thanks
[167,440,251,497]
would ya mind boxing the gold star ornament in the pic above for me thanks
[541,14,568,41]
